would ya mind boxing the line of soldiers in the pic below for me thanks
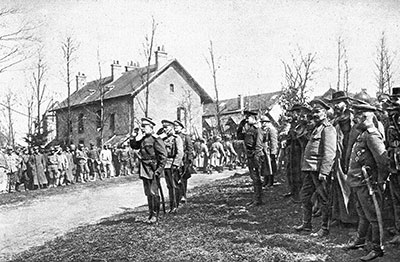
[130,118,194,224]
[237,89,400,261]
[0,142,136,193]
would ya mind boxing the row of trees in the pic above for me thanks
[278,32,397,111]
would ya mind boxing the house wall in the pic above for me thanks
[56,96,131,146]
[56,65,204,145]
[133,66,203,135]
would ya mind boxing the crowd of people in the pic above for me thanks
[237,88,400,261]
[0,142,136,193]
[2,88,400,261]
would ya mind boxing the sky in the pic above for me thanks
[1,0,400,141]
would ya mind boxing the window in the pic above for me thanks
[96,110,102,129]
[110,113,115,133]
[177,107,186,123]
[78,113,84,134]
[170,83,174,93]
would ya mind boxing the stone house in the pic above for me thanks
[53,49,213,147]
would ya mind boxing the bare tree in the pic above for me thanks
[206,40,223,136]
[142,17,158,117]
[30,50,49,137]
[178,87,199,135]
[375,31,395,95]
[279,49,317,110]
[2,90,16,147]
[0,7,34,74]
[61,36,79,146]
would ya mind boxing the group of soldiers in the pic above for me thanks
[130,118,194,224]
[0,142,136,193]
[237,88,400,261]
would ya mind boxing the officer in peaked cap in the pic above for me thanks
[294,97,337,237]
[237,107,264,206]
[130,116,167,224]
[330,90,349,103]
[344,102,389,261]
[260,115,278,187]
[173,119,194,204]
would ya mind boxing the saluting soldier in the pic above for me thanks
[130,117,167,224]
[344,104,389,261]
[160,119,184,213]
[173,120,194,204]
[237,110,264,206]
[294,99,337,237]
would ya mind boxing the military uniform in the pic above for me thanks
[237,114,264,205]
[296,100,337,235]
[161,120,184,213]
[175,123,194,203]
[345,104,389,260]
[117,146,132,176]
[130,118,167,223]
[260,116,278,187]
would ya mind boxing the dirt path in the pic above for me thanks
[0,170,243,260]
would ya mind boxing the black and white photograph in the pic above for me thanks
[1,0,400,261]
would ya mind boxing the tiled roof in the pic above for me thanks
[54,60,212,111]
[203,91,282,116]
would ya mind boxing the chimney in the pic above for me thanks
[237,95,244,110]
[155,45,168,69]
[76,72,87,91]
[111,60,124,80]
[125,61,139,72]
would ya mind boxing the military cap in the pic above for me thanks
[161,119,175,126]
[173,120,185,128]
[260,115,271,122]
[391,87,400,97]
[141,117,156,127]
[289,103,306,111]
[352,103,377,113]
[243,110,257,116]
[310,99,330,110]
[330,91,349,102]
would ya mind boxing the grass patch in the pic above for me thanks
[9,174,400,262]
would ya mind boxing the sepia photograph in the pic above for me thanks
[1,0,400,261]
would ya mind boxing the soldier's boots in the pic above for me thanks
[344,237,366,250]
[310,228,329,238]
[359,249,384,261]
[294,223,312,232]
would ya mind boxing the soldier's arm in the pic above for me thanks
[270,126,279,155]
[255,127,264,155]
[129,137,141,150]
[173,136,184,167]
[185,135,194,161]
[366,131,389,181]
[319,125,337,175]
[154,138,167,171]
[236,119,246,140]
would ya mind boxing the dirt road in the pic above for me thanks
[0,170,242,260]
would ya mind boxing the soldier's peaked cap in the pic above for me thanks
[141,117,156,127]
[289,103,305,111]
[391,87,400,97]
[243,110,257,116]
[330,91,349,102]
[173,120,185,128]
[352,103,377,113]
[310,99,331,110]
[161,119,175,126]
[260,115,270,122]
